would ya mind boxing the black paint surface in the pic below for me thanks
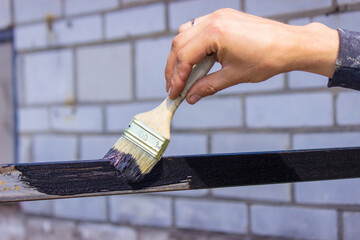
[14,147,360,196]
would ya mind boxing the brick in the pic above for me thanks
[77,43,132,102]
[18,107,49,132]
[139,229,169,240]
[110,195,172,227]
[295,178,360,205]
[105,4,165,39]
[80,135,118,159]
[313,11,360,32]
[219,74,284,95]
[251,205,337,240]
[175,199,247,234]
[14,23,47,51]
[23,50,74,104]
[169,0,240,31]
[211,133,290,153]
[78,223,137,240]
[288,71,327,89]
[212,184,290,202]
[245,0,332,17]
[288,17,311,26]
[293,132,360,149]
[53,197,107,221]
[164,133,207,156]
[0,206,25,240]
[53,15,102,45]
[246,93,333,128]
[173,97,242,129]
[155,189,208,197]
[50,106,103,132]
[20,200,52,215]
[338,0,360,4]
[26,217,78,240]
[337,92,360,125]
[169,231,208,240]
[33,134,77,162]
[135,37,172,99]
[0,0,11,29]
[65,0,118,16]
[19,136,31,163]
[343,212,360,240]
[14,0,61,23]
[106,101,159,132]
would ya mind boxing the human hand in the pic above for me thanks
[165,8,339,104]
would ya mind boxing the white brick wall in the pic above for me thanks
[80,135,118,159]
[173,97,242,129]
[246,93,333,128]
[165,133,207,156]
[251,205,337,240]
[15,23,47,51]
[65,0,118,16]
[21,200,52,215]
[135,37,172,99]
[18,107,49,132]
[338,0,360,3]
[14,0,62,23]
[50,106,103,132]
[105,4,166,39]
[77,43,133,102]
[288,71,327,89]
[0,0,11,29]
[175,199,247,234]
[293,132,360,149]
[18,136,31,163]
[337,92,360,125]
[168,0,240,31]
[313,11,360,32]
[343,212,360,240]
[54,15,103,45]
[78,223,137,240]
[109,195,172,227]
[245,0,332,17]
[23,50,74,104]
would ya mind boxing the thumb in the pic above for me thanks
[186,69,230,104]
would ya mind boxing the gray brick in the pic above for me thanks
[175,199,247,234]
[20,200,52,215]
[245,0,332,17]
[105,4,165,39]
[164,133,207,156]
[77,43,132,102]
[23,50,74,104]
[80,135,118,159]
[110,195,172,227]
[288,17,311,26]
[0,206,25,240]
[14,0,61,23]
[211,133,290,153]
[0,0,11,29]
[106,101,159,132]
[288,71,327,89]
[50,106,103,132]
[337,92,360,125]
[14,23,47,51]
[295,179,360,205]
[26,217,77,240]
[313,11,360,32]
[18,107,49,132]
[53,197,107,221]
[220,74,284,94]
[169,0,240,31]
[343,212,360,240]
[135,37,172,99]
[293,132,360,149]
[338,0,360,4]
[139,229,169,240]
[53,15,102,45]
[78,223,137,240]
[251,205,337,240]
[33,134,77,162]
[19,136,31,163]
[155,189,208,197]
[173,97,242,129]
[246,93,333,128]
[212,184,290,202]
[65,0,118,16]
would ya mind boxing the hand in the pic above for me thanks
[165,8,339,104]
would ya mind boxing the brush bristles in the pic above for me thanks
[103,136,159,183]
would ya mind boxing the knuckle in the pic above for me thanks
[164,67,172,79]
[171,36,181,50]
[203,81,217,96]
[178,24,187,33]
[176,49,186,63]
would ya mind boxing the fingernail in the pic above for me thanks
[189,94,201,104]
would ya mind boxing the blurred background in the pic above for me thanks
[1,0,360,239]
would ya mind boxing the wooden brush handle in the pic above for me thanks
[167,54,217,112]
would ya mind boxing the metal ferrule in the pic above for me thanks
[123,118,169,160]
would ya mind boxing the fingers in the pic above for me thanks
[178,15,209,33]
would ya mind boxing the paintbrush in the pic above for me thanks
[103,54,216,182]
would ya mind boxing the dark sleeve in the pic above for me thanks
[328,28,360,91]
